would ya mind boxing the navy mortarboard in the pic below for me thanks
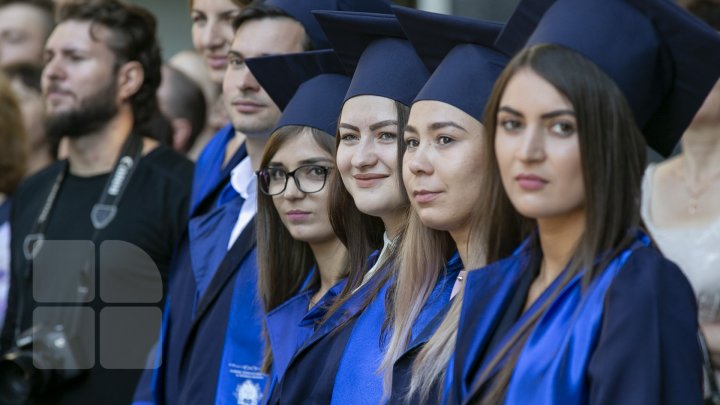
[393,6,508,121]
[266,0,392,49]
[313,10,430,105]
[496,0,720,157]
[246,49,350,136]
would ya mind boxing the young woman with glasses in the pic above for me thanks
[246,49,351,398]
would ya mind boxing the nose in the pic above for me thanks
[406,141,433,177]
[201,19,224,50]
[282,175,305,200]
[42,55,64,84]
[350,135,379,169]
[516,124,546,163]
[228,64,260,94]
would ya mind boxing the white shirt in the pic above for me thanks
[642,164,720,322]
[227,156,257,249]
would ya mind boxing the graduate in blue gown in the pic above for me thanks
[450,0,720,404]
[244,49,351,397]
[266,11,461,404]
[376,7,509,404]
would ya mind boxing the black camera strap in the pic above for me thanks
[14,133,144,339]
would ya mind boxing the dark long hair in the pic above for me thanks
[474,44,647,403]
[256,125,342,372]
[323,99,411,325]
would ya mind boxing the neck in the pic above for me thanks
[536,207,586,287]
[381,209,407,240]
[243,131,271,172]
[450,225,470,269]
[680,126,720,182]
[223,131,247,168]
[0,193,6,205]
[310,238,347,296]
[67,112,133,176]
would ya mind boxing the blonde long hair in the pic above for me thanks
[380,205,487,401]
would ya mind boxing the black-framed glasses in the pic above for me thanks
[257,165,333,196]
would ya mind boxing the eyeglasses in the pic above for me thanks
[257,164,332,196]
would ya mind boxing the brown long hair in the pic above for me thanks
[0,73,28,195]
[322,100,411,325]
[473,43,647,403]
[256,125,342,372]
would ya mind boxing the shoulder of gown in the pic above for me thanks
[588,246,701,405]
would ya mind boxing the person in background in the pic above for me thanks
[381,7,508,404]
[3,62,55,175]
[188,0,251,178]
[157,64,207,155]
[0,0,54,67]
[167,49,219,160]
[452,0,720,403]
[0,72,27,333]
[247,49,350,398]
[641,0,720,373]
[0,1,193,404]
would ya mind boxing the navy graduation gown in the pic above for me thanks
[267,255,386,404]
[334,252,463,405]
[389,299,451,404]
[264,277,346,400]
[452,232,701,405]
[189,124,243,214]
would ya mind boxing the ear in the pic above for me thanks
[171,117,193,153]
[116,61,145,102]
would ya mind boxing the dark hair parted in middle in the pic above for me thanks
[474,43,647,403]
[55,0,162,134]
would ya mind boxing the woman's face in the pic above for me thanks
[268,131,337,245]
[403,100,484,233]
[191,0,242,84]
[337,95,406,220]
[495,68,585,220]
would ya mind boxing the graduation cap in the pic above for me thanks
[313,10,430,105]
[265,0,392,49]
[495,0,720,157]
[393,6,508,122]
[245,49,350,135]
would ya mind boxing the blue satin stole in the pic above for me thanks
[332,252,463,404]
[214,248,267,405]
[190,124,244,214]
[187,126,247,312]
[454,232,651,405]
[265,270,346,400]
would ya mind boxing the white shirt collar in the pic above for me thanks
[230,155,256,200]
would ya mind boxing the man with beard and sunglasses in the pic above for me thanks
[0,1,192,405]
